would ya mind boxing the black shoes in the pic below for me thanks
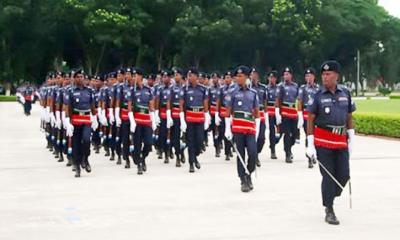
[176,154,181,167]
[325,207,340,225]
[194,160,201,169]
[307,156,314,168]
[125,160,130,169]
[246,175,253,190]
[256,158,261,167]
[225,154,230,161]
[137,164,143,175]
[110,152,115,161]
[189,163,195,173]
[271,151,277,160]
[74,165,81,178]
[285,153,293,163]
[240,176,251,193]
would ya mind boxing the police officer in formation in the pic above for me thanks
[36,61,355,224]
[306,61,356,225]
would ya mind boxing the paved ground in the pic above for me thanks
[0,102,399,240]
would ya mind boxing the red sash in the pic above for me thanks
[303,110,309,120]
[314,127,348,149]
[220,107,228,118]
[259,111,265,122]
[210,105,217,116]
[267,106,275,116]
[72,114,91,125]
[134,112,151,127]
[172,107,180,119]
[160,107,167,120]
[186,111,204,123]
[281,106,298,119]
[121,108,129,121]
[232,118,256,135]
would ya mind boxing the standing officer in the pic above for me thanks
[219,71,237,161]
[21,83,35,115]
[155,70,174,163]
[171,68,186,167]
[209,72,222,157]
[224,65,260,192]
[129,68,157,174]
[250,67,267,167]
[298,67,320,168]
[64,70,99,178]
[266,71,280,159]
[275,67,299,163]
[179,68,211,173]
[306,60,356,225]
[115,67,135,169]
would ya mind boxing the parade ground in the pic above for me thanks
[0,102,399,240]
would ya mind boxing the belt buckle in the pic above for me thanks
[79,112,84,116]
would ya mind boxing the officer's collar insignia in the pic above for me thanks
[323,64,330,70]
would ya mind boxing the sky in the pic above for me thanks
[379,0,400,18]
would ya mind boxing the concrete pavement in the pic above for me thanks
[0,102,399,240]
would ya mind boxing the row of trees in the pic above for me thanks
[1,0,400,89]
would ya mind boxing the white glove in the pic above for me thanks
[166,109,173,128]
[204,112,211,130]
[97,108,106,126]
[275,107,282,125]
[20,96,26,104]
[264,111,269,128]
[347,129,355,157]
[91,114,99,130]
[115,107,121,127]
[179,112,187,132]
[108,108,115,124]
[297,111,304,129]
[101,109,108,126]
[128,111,136,133]
[255,118,261,140]
[150,111,157,131]
[55,111,62,129]
[306,135,317,160]
[155,110,161,126]
[215,112,221,126]
[50,112,56,127]
[40,107,46,121]
[66,117,74,137]
[224,117,233,140]
[45,106,51,123]
[61,111,67,129]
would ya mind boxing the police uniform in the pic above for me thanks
[112,73,123,164]
[266,71,280,159]
[225,65,260,192]
[306,61,356,225]
[131,69,155,174]
[209,74,222,157]
[276,67,298,163]
[156,70,173,163]
[298,68,320,168]
[250,68,267,166]
[219,73,237,161]
[22,85,34,115]
[171,68,186,167]
[115,68,134,168]
[181,68,209,173]
[65,72,96,177]
[91,76,103,154]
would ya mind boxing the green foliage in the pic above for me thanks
[354,113,400,138]
[378,86,392,96]
[0,95,16,102]
[0,0,399,84]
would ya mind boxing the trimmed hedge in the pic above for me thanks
[0,95,16,102]
[354,113,400,138]
[390,95,400,100]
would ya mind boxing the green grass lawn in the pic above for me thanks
[354,99,400,116]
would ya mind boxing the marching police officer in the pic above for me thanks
[171,68,186,167]
[179,68,211,173]
[155,70,174,163]
[225,65,260,192]
[250,67,267,167]
[298,67,320,168]
[266,71,280,159]
[219,71,237,161]
[306,60,356,225]
[128,68,157,174]
[115,67,135,169]
[65,70,99,178]
[209,72,222,157]
[275,67,299,163]
[20,83,35,116]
